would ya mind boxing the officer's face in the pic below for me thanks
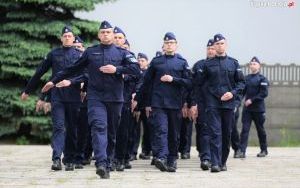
[138,58,149,69]
[73,42,85,52]
[249,61,261,73]
[122,44,130,50]
[98,28,114,44]
[207,46,216,58]
[61,32,75,47]
[214,39,227,55]
[114,33,126,47]
[163,40,177,54]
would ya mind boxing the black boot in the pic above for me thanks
[96,166,110,179]
[82,157,91,165]
[181,153,190,159]
[221,164,227,171]
[211,165,221,173]
[109,160,116,172]
[129,155,137,161]
[257,150,268,157]
[51,159,62,171]
[65,163,74,171]
[200,160,211,171]
[155,159,168,172]
[167,161,177,172]
[75,163,84,169]
[124,160,132,169]
[234,150,246,158]
[151,157,157,166]
[139,152,151,160]
[116,160,125,171]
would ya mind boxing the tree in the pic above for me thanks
[0,0,111,143]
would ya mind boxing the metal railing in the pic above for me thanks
[240,63,300,86]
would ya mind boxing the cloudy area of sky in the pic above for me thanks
[76,0,299,65]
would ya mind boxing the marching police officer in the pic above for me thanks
[113,27,139,171]
[131,53,152,160]
[141,32,192,172]
[57,36,90,168]
[122,40,130,51]
[41,21,140,179]
[190,38,216,170]
[114,26,126,47]
[236,56,269,158]
[193,34,245,172]
[21,26,84,171]
[73,36,85,52]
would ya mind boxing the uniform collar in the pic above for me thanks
[62,46,73,51]
[165,54,175,58]
[62,45,72,49]
[100,43,113,49]
[250,72,260,76]
[215,54,227,60]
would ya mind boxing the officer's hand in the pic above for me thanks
[244,99,252,107]
[35,100,45,112]
[21,92,29,101]
[221,92,233,101]
[182,103,188,118]
[132,93,136,100]
[189,105,198,123]
[131,100,138,112]
[133,111,141,122]
[80,91,87,102]
[43,102,51,114]
[145,107,152,118]
[99,65,117,74]
[160,74,173,82]
[42,82,54,93]
[56,80,71,88]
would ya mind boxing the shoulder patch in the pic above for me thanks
[125,53,138,63]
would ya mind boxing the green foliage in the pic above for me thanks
[0,0,114,11]
[16,136,30,145]
[0,0,111,143]
[279,128,300,147]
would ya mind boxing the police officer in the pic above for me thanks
[236,57,269,158]
[114,26,126,47]
[131,53,152,160]
[190,39,216,170]
[122,40,130,51]
[56,36,90,168]
[141,32,192,172]
[21,26,84,171]
[113,27,139,171]
[73,36,85,52]
[41,21,140,179]
[70,36,89,168]
[193,34,245,172]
